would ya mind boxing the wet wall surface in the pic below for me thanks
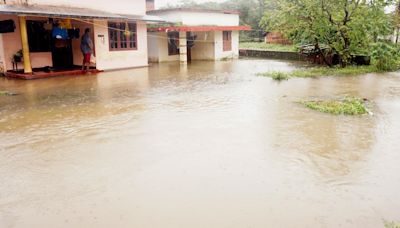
[0,59,399,227]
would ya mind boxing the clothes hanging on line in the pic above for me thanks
[0,20,15,33]
[58,19,72,29]
[52,27,68,39]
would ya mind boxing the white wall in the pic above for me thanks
[147,32,179,63]
[191,32,215,60]
[8,0,146,16]
[93,20,148,71]
[0,34,5,73]
[149,30,239,62]
[147,32,159,62]
[149,11,239,26]
[181,12,239,26]
[214,30,239,60]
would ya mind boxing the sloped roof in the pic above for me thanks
[0,4,124,19]
[148,25,251,32]
[147,8,240,15]
[0,4,164,22]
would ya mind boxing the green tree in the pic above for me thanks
[261,0,394,67]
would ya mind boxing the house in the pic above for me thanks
[0,0,162,79]
[146,8,251,63]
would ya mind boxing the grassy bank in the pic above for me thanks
[301,97,369,115]
[259,65,377,80]
[240,42,297,52]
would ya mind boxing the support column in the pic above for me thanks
[179,32,187,63]
[19,16,32,74]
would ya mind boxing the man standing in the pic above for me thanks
[80,28,93,71]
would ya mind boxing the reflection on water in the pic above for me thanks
[0,59,400,227]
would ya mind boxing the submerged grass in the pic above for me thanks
[258,65,377,80]
[240,42,297,52]
[302,97,368,115]
[384,221,400,228]
[268,72,290,81]
[0,91,18,96]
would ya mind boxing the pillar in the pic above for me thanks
[19,16,32,74]
[179,31,187,63]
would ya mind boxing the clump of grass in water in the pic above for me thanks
[259,65,377,79]
[302,97,369,115]
[291,66,377,78]
[0,91,18,96]
[258,71,290,81]
[384,221,400,228]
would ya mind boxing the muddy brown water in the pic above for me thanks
[0,59,399,228]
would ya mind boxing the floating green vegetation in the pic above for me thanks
[384,221,400,228]
[259,65,377,80]
[265,72,290,81]
[0,91,18,96]
[239,42,297,52]
[302,97,369,115]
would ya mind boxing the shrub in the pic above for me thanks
[371,42,400,71]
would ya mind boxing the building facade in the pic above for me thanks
[0,0,157,77]
[147,8,250,63]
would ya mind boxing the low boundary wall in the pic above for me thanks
[239,49,307,61]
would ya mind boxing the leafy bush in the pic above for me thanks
[371,42,400,71]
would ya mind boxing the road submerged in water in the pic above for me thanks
[0,59,399,227]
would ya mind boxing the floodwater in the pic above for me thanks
[0,59,399,228]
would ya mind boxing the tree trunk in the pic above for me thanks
[314,41,332,67]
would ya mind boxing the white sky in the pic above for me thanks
[155,0,226,8]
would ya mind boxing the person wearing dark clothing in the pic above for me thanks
[80,28,93,71]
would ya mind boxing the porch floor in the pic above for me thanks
[6,69,101,80]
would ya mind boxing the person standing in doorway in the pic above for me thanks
[80,28,93,71]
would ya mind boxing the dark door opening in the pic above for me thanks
[52,38,73,70]
[187,32,197,62]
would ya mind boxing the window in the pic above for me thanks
[108,22,137,51]
[27,20,51,52]
[223,31,232,52]
[167,32,180,56]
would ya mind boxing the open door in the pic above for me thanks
[52,38,73,69]
[187,32,197,62]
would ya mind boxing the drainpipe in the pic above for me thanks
[179,31,187,63]
[19,16,32,74]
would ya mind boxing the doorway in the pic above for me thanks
[52,38,73,69]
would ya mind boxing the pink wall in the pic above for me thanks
[0,15,22,71]
[0,14,149,72]
[0,15,53,71]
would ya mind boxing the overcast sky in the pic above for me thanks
[155,0,226,8]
